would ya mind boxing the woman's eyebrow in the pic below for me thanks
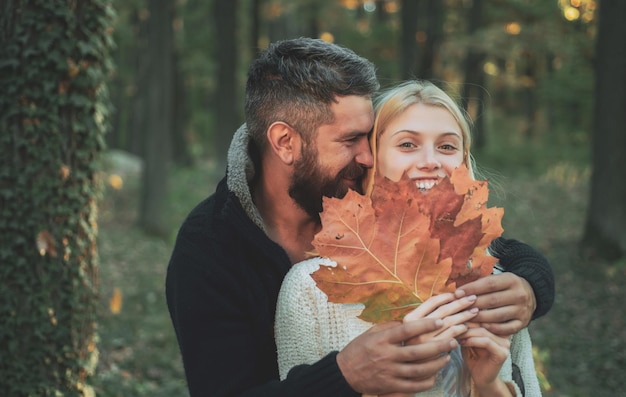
[390,129,462,138]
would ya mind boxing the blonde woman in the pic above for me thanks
[275,81,542,397]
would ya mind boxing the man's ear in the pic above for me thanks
[266,122,301,165]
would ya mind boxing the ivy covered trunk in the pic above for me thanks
[0,1,114,395]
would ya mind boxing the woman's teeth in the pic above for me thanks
[416,180,437,190]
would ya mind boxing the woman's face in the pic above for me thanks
[377,103,464,191]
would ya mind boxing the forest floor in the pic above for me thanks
[91,150,626,397]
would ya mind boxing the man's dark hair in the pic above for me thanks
[245,37,379,152]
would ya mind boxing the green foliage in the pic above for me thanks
[0,0,115,395]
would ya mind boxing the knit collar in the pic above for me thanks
[226,124,266,232]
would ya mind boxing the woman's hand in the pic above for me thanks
[369,294,480,397]
[459,327,514,397]
[402,293,479,344]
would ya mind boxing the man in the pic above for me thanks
[166,37,554,396]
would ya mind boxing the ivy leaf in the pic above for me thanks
[311,164,504,323]
[36,230,57,258]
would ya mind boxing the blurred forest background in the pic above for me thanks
[1,0,625,396]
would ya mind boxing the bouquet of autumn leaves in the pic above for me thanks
[310,164,504,324]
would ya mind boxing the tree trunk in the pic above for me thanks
[400,0,420,79]
[129,6,149,157]
[0,0,113,394]
[418,0,443,80]
[461,0,487,148]
[376,0,387,22]
[304,0,320,39]
[267,2,300,42]
[251,0,262,53]
[213,0,239,172]
[138,0,174,236]
[171,46,193,167]
[582,0,626,260]
[520,50,537,140]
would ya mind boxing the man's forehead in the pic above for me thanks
[330,96,374,123]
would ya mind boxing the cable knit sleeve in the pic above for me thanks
[275,258,329,379]
[489,237,555,319]
[275,258,372,394]
[275,258,361,396]
[510,328,542,396]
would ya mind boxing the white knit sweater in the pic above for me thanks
[275,258,542,397]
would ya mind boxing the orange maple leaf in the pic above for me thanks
[311,164,504,323]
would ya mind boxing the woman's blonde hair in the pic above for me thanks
[364,80,476,196]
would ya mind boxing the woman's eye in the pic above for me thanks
[440,144,458,151]
[399,142,415,149]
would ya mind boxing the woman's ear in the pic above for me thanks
[266,122,301,165]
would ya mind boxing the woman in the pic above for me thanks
[275,81,542,396]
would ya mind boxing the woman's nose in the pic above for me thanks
[416,148,441,170]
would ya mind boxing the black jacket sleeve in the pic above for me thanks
[489,237,555,320]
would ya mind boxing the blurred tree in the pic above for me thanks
[265,0,327,42]
[267,1,299,41]
[400,0,445,80]
[128,3,149,156]
[461,0,487,149]
[519,49,538,139]
[107,0,190,165]
[400,0,418,79]
[213,0,240,172]
[171,41,193,167]
[417,0,443,80]
[0,0,113,394]
[107,0,144,153]
[138,0,175,236]
[176,0,216,161]
[250,0,263,53]
[375,0,388,22]
[582,0,626,260]
[303,0,322,38]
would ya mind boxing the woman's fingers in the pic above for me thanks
[403,293,456,322]
[404,294,477,323]
[459,327,510,357]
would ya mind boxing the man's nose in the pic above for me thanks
[355,139,374,168]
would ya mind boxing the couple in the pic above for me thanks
[165,37,553,396]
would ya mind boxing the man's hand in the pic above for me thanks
[337,318,457,395]
[456,273,536,335]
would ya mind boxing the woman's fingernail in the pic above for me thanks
[470,307,479,314]
[466,295,477,302]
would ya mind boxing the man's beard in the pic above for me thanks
[289,145,366,219]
